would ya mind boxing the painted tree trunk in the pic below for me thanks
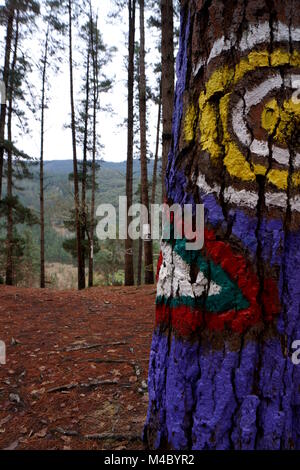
[161,0,174,201]
[144,0,300,450]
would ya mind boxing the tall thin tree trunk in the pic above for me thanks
[68,0,85,290]
[39,26,49,289]
[89,127,96,288]
[160,0,174,201]
[6,12,19,286]
[139,0,153,285]
[0,7,14,201]
[137,188,143,286]
[88,8,98,288]
[125,0,136,286]
[81,39,91,280]
[151,80,162,206]
[145,0,300,450]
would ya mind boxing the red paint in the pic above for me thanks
[156,251,163,282]
[156,228,280,336]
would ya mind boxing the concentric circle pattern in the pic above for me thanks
[184,21,300,213]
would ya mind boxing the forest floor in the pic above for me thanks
[0,284,156,450]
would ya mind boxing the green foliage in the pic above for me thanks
[0,228,39,286]
[94,238,124,286]
[6,159,158,285]
[0,195,38,225]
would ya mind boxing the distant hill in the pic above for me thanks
[43,159,156,177]
[10,158,162,267]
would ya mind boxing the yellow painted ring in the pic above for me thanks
[184,49,300,190]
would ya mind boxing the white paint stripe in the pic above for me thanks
[272,146,289,165]
[273,21,290,43]
[208,36,233,63]
[223,187,259,209]
[196,174,220,195]
[193,21,300,76]
[196,173,300,213]
[291,196,300,212]
[193,59,205,76]
[240,22,271,52]
[157,243,222,299]
[292,26,300,42]
[265,192,287,209]
[243,75,283,108]
[156,242,173,298]
[232,100,252,147]
[250,139,269,156]
[285,74,300,87]
[232,75,300,168]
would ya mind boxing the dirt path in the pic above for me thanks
[0,285,156,450]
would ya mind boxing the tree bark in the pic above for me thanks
[145,0,300,450]
[151,80,162,206]
[39,26,49,289]
[125,0,136,286]
[81,37,91,280]
[88,6,98,288]
[139,0,154,285]
[68,0,85,290]
[6,12,19,286]
[160,0,174,201]
[0,6,14,201]
[137,189,143,286]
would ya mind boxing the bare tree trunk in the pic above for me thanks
[125,0,136,286]
[6,12,19,286]
[88,7,98,288]
[81,39,91,280]
[145,0,300,450]
[160,0,174,201]
[139,0,154,285]
[88,145,95,288]
[0,6,14,201]
[39,26,49,289]
[68,0,85,290]
[151,80,162,206]
[137,236,143,286]
[137,189,143,286]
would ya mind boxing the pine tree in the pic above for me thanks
[0,0,40,286]
[63,5,113,287]
[0,1,15,200]
[67,0,85,290]
[39,0,64,288]
[124,0,136,286]
[138,0,153,285]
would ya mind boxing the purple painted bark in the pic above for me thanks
[144,0,300,450]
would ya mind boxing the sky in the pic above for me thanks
[0,0,162,163]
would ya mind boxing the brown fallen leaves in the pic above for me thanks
[0,284,155,450]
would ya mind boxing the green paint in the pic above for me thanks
[159,235,250,313]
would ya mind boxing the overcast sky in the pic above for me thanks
[1,0,162,163]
